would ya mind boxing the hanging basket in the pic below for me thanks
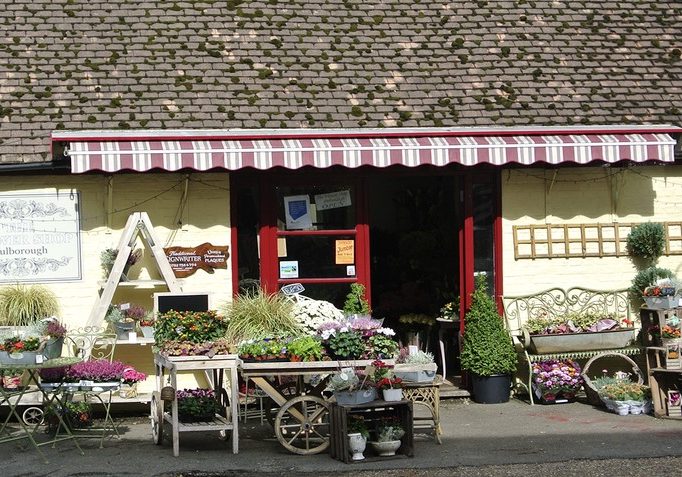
[581,352,644,407]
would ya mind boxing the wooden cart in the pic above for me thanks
[240,359,381,455]
[152,354,239,456]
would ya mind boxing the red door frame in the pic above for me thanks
[459,171,504,328]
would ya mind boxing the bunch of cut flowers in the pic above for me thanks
[531,359,583,403]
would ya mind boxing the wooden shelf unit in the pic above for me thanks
[329,399,414,464]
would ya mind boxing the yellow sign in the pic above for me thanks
[335,240,354,265]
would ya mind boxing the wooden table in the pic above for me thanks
[152,354,239,456]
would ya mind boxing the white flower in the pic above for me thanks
[376,327,395,337]
[292,297,344,335]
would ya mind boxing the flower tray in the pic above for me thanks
[526,329,636,354]
[0,351,43,366]
[644,296,679,310]
[334,388,377,406]
[393,363,437,383]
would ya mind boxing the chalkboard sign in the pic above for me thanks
[154,292,210,314]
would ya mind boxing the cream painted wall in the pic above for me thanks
[0,172,231,393]
[502,165,682,296]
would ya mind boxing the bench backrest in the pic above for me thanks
[502,287,632,336]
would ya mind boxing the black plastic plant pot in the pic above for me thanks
[470,373,512,404]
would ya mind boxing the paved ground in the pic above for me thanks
[2,398,681,477]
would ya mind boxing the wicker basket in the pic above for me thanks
[581,352,644,406]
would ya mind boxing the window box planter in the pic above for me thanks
[525,328,636,354]
[644,296,679,310]
[334,388,377,406]
[393,363,437,383]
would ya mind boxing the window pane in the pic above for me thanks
[236,187,261,293]
[277,235,356,279]
[276,185,356,231]
[473,182,495,295]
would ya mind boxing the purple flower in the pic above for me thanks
[68,359,127,382]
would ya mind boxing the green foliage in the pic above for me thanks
[630,266,675,301]
[326,330,365,360]
[223,288,299,344]
[348,415,369,439]
[287,335,323,361]
[460,275,517,377]
[626,222,665,263]
[343,283,371,315]
[0,284,60,326]
[367,333,399,359]
[154,310,229,345]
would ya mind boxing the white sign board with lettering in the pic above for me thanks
[0,193,81,282]
[314,190,351,211]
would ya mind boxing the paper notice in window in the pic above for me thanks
[279,260,299,278]
[335,240,354,265]
[284,195,312,230]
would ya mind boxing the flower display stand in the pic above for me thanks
[329,399,413,463]
[152,353,239,456]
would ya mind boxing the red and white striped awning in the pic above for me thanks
[53,128,679,173]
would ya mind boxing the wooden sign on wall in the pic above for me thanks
[163,243,229,278]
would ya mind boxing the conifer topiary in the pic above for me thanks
[460,275,517,377]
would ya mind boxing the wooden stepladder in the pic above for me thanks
[87,212,182,327]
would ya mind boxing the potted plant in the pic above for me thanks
[369,416,405,456]
[460,274,517,404]
[291,295,344,335]
[236,336,288,361]
[223,288,300,345]
[327,367,377,405]
[67,359,126,389]
[154,309,229,346]
[175,388,221,423]
[1,367,23,389]
[366,329,399,360]
[120,367,146,399]
[343,283,371,319]
[626,222,665,265]
[630,266,676,305]
[393,348,437,383]
[0,335,42,365]
[642,278,679,309]
[600,380,651,416]
[287,335,324,362]
[372,359,404,401]
[0,284,60,332]
[347,415,369,461]
[319,322,366,360]
[138,315,155,339]
[106,304,142,340]
[100,247,142,280]
[41,317,67,360]
[531,359,583,404]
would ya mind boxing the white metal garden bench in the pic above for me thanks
[502,287,642,404]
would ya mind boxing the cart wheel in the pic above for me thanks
[274,395,330,455]
[151,391,164,445]
[22,407,44,426]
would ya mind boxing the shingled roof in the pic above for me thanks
[1,0,681,165]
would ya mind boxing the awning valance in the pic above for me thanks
[54,128,679,173]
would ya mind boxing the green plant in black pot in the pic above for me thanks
[460,274,517,404]
[626,222,665,265]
